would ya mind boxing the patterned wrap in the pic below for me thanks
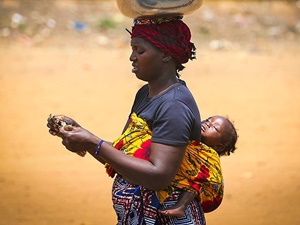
[112,176,205,224]
[106,113,224,213]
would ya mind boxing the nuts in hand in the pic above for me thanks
[48,114,87,157]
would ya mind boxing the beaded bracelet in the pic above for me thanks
[95,139,104,156]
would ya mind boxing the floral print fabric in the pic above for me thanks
[106,113,224,213]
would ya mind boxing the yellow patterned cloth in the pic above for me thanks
[106,113,224,213]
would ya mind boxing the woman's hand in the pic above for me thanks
[47,114,99,153]
[47,114,80,136]
[59,126,99,153]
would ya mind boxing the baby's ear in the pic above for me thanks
[214,144,225,154]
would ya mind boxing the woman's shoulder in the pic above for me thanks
[172,81,197,105]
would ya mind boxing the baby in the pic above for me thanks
[159,115,238,217]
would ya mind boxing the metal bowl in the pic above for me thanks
[116,0,203,18]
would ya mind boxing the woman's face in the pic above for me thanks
[130,37,165,81]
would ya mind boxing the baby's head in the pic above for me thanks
[201,115,238,156]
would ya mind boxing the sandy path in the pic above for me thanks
[0,44,299,225]
[0,1,300,223]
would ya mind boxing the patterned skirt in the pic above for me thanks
[112,175,206,225]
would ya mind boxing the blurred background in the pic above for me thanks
[1,0,299,49]
[0,1,299,225]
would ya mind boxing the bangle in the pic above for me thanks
[95,139,104,156]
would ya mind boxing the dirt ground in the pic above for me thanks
[0,1,300,225]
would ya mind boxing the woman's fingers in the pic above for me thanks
[49,129,58,136]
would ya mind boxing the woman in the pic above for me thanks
[47,16,205,225]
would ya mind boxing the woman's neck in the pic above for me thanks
[148,77,179,97]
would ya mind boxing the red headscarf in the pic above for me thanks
[130,16,196,64]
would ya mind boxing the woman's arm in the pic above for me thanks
[56,124,185,190]
[89,140,186,190]
[48,115,186,190]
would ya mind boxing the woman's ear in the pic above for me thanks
[162,54,172,62]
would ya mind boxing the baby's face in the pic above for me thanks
[201,116,229,151]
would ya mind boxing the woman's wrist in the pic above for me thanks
[95,139,105,156]
[86,136,108,164]
[86,135,102,154]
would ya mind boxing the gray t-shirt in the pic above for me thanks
[130,80,201,146]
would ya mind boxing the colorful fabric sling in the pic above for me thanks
[106,112,224,213]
